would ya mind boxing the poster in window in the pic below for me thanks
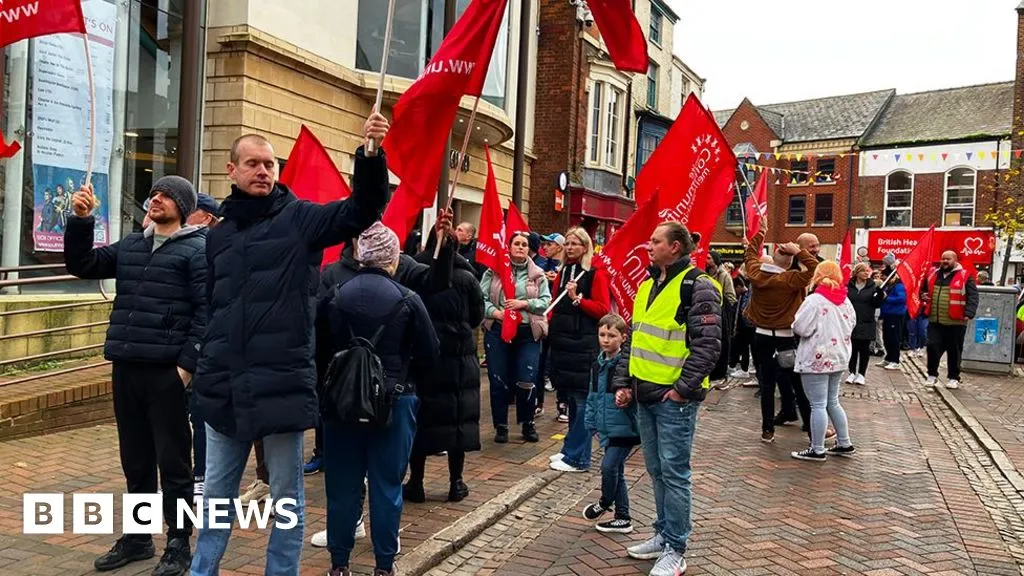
[30,0,116,252]
[974,317,998,345]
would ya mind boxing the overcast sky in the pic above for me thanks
[667,0,1021,111]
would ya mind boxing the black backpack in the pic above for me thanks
[320,291,412,429]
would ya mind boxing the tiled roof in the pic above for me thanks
[712,89,894,143]
[859,82,1014,147]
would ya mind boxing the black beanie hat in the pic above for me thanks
[150,175,197,224]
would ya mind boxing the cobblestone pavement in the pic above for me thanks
[432,365,1024,576]
[2,363,1024,575]
[0,374,568,576]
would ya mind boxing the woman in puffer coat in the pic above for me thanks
[546,227,611,472]
[846,262,885,385]
[403,231,484,503]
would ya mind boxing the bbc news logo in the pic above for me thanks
[23,494,299,534]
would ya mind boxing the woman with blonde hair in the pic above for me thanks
[547,226,611,472]
[791,261,857,462]
[846,262,884,385]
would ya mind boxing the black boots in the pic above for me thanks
[448,479,470,502]
[522,422,539,443]
[494,425,509,443]
[152,537,191,576]
[402,482,426,503]
[94,536,155,572]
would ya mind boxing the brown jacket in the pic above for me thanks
[742,230,819,329]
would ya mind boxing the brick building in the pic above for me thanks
[712,90,894,261]
[530,0,704,245]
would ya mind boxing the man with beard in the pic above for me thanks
[921,250,979,389]
[65,176,205,576]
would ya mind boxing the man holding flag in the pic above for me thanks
[611,221,722,576]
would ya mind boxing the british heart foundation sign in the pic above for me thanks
[867,228,995,267]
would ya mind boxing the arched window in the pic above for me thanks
[728,144,759,225]
[944,168,976,226]
[884,170,913,227]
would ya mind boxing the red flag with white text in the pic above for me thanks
[595,190,662,324]
[897,225,936,319]
[633,94,738,257]
[279,126,353,267]
[744,169,768,239]
[500,201,530,342]
[380,0,508,241]
[838,229,852,284]
[475,145,504,272]
[0,0,86,49]
[586,0,648,73]
[0,128,21,159]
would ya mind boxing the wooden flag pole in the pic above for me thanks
[82,33,97,190]
[366,0,397,155]
[543,269,587,315]
[433,95,482,259]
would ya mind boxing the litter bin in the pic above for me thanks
[962,286,1017,375]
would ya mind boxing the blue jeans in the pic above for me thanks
[638,399,699,555]
[560,392,591,469]
[190,426,305,576]
[908,316,929,350]
[600,446,633,519]
[802,372,852,454]
[189,389,206,479]
[324,395,418,572]
[484,325,539,427]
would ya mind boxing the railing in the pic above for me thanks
[0,264,112,385]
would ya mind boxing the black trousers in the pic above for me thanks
[883,314,905,364]
[927,323,968,380]
[849,339,871,376]
[712,302,735,380]
[112,361,193,540]
[730,324,754,371]
[407,449,466,486]
[754,334,809,434]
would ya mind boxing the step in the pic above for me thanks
[0,359,113,441]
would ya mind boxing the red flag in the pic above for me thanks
[897,225,936,319]
[634,94,738,250]
[0,128,21,159]
[381,0,507,235]
[475,145,504,272]
[961,259,978,281]
[381,188,422,245]
[595,190,663,323]
[744,169,768,239]
[279,125,352,267]
[499,201,530,342]
[0,0,86,48]
[838,229,852,284]
[586,0,648,73]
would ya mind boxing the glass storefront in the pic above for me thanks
[356,0,510,110]
[0,0,204,294]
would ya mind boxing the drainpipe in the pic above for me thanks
[511,0,532,208]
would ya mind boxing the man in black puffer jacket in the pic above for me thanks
[190,114,390,576]
[64,175,205,576]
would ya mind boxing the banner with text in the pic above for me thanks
[31,0,116,252]
[866,228,995,268]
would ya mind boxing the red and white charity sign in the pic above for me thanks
[866,228,996,266]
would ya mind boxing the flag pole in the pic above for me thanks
[734,181,747,234]
[433,95,482,258]
[82,33,96,190]
[543,269,587,315]
[366,0,397,156]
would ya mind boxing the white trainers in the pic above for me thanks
[549,453,565,463]
[926,376,938,386]
[550,459,586,473]
[883,362,901,371]
[854,374,866,386]
[240,479,271,504]
[730,368,748,379]
[946,379,960,390]
[310,518,366,548]
[876,360,890,367]
[845,374,856,384]
[627,534,666,560]
[649,547,687,576]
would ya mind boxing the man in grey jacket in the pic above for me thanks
[611,222,722,576]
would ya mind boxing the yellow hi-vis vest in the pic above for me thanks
[629,266,720,387]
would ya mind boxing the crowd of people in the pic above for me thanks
[62,110,987,576]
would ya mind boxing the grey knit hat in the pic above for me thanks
[150,175,197,224]
[882,252,897,268]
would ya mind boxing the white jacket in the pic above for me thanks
[792,286,856,374]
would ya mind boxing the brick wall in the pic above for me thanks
[527,0,588,235]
